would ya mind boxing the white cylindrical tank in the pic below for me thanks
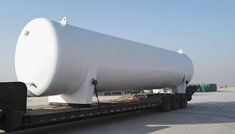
[15,18,193,104]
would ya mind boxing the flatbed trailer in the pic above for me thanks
[0,82,198,132]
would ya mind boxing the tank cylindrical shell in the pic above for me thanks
[15,18,194,96]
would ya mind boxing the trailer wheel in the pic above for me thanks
[160,95,172,112]
[180,94,187,108]
[171,94,180,110]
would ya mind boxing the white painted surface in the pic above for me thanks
[15,18,193,104]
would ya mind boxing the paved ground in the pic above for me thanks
[5,87,235,134]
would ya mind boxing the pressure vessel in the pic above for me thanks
[15,18,193,99]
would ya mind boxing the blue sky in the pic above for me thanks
[0,0,235,84]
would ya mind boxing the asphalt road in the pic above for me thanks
[6,87,235,134]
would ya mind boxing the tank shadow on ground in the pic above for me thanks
[11,101,235,134]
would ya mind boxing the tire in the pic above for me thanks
[160,95,172,112]
[171,94,180,110]
[180,94,187,108]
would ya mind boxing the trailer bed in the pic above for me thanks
[22,94,163,129]
[0,82,198,132]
